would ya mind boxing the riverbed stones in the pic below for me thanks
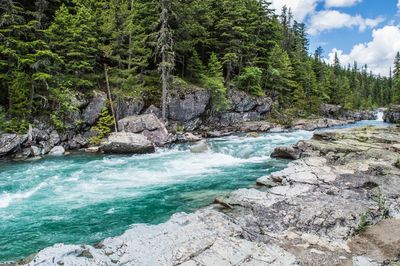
[100,132,155,154]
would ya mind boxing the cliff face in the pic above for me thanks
[24,126,400,266]
[384,105,400,123]
[0,87,274,159]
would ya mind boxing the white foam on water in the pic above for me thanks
[0,130,313,210]
[0,182,47,208]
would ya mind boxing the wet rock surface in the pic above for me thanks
[24,126,400,265]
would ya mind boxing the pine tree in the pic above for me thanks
[393,51,400,103]
[46,3,98,90]
[0,1,60,131]
[186,51,205,82]
[90,107,115,144]
[266,45,296,104]
[202,53,228,112]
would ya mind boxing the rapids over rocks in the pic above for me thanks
[0,118,389,263]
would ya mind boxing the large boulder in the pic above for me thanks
[271,146,300,160]
[82,91,107,126]
[49,146,65,156]
[115,97,144,121]
[100,132,155,154]
[0,134,28,157]
[118,114,172,146]
[320,104,344,119]
[384,105,400,123]
[168,88,211,122]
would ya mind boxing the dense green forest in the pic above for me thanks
[1,0,399,132]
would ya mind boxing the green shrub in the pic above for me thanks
[202,76,229,113]
[235,67,263,97]
[90,107,114,145]
[355,210,370,234]
[49,87,80,130]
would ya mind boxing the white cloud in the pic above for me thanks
[398,0,400,11]
[308,10,384,35]
[268,0,319,22]
[327,26,400,76]
[325,0,362,8]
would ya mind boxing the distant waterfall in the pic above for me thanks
[376,111,384,122]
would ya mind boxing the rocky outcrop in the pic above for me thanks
[115,97,144,121]
[384,105,400,123]
[118,114,173,146]
[0,134,28,156]
[206,90,273,128]
[348,110,377,121]
[228,89,272,114]
[26,126,400,265]
[166,88,273,130]
[320,103,377,121]
[320,103,343,118]
[168,88,211,122]
[82,91,107,126]
[100,132,155,154]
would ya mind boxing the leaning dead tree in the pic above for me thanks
[157,0,174,122]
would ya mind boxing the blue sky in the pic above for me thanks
[269,0,400,76]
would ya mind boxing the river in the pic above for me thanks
[0,116,389,263]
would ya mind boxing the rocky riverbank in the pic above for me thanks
[384,105,400,124]
[17,125,399,266]
[0,85,378,160]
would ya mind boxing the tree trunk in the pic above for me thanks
[104,63,118,132]
[128,0,134,70]
[158,0,174,122]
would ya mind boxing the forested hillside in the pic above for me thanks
[1,0,399,133]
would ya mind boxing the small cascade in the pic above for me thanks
[376,111,384,122]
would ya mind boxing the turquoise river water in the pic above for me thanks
[0,119,389,263]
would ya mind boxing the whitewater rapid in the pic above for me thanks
[0,120,390,262]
